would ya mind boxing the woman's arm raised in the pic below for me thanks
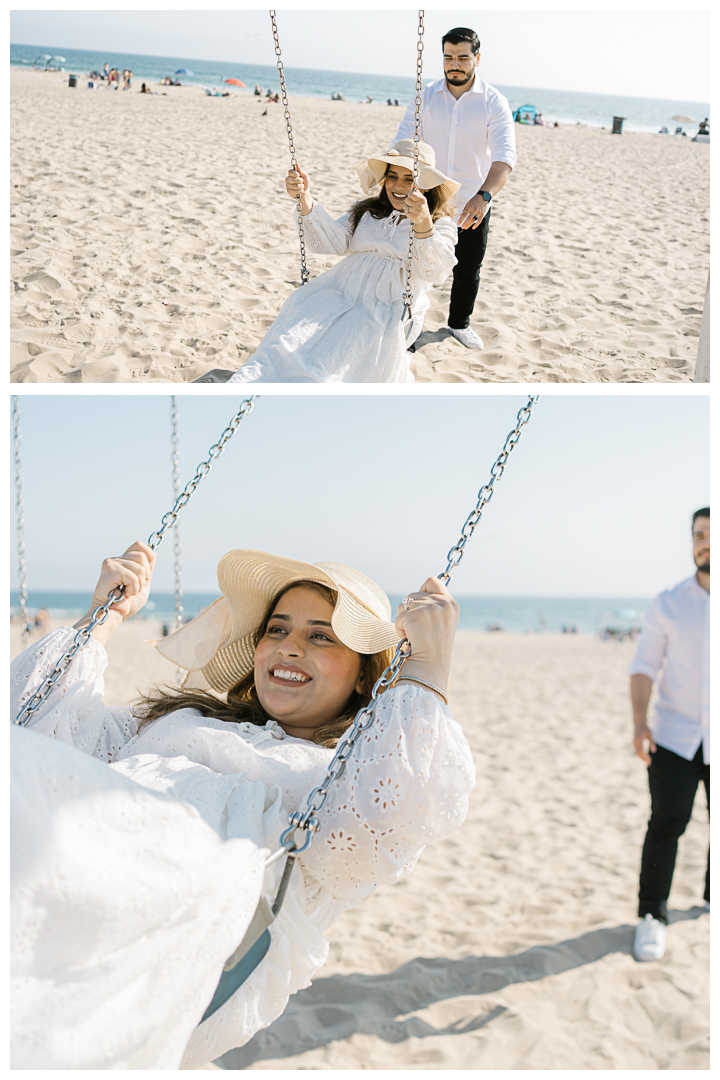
[73,540,156,646]
[298,578,474,899]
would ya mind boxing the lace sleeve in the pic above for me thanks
[298,683,476,900]
[10,628,140,762]
[294,203,352,256]
[410,215,458,285]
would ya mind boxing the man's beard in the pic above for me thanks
[695,557,710,574]
[445,70,474,86]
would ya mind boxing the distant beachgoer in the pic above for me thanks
[103,62,109,80]
[394,98,400,106]
[393,27,516,352]
[534,112,546,126]
[140,83,150,94]
[254,84,262,96]
[228,140,459,384]
[387,98,393,106]
[365,95,373,104]
[698,118,709,135]
[629,507,710,962]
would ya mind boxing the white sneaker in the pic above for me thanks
[633,914,666,961]
[450,326,484,350]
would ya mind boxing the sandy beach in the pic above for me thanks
[11,617,710,1069]
[10,68,709,384]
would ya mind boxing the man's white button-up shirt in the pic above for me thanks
[394,76,517,215]
[628,575,710,763]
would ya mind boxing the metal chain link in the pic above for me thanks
[269,394,540,865]
[270,10,309,286]
[12,397,31,642]
[401,9,425,322]
[14,397,257,728]
[439,395,539,584]
[170,396,184,633]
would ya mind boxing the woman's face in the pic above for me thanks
[384,165,428,211]
[253,585,363,740]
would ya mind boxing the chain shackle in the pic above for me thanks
[269,9,310,286]
[401,9,425,316]
[12,397,31,642]
[14,397,257,728]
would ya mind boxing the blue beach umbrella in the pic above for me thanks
[175,68,194,76]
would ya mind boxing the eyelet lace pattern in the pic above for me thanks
[228,203,458,384]
[11,628,475,1068]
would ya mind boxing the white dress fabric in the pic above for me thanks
[10,628,476,1069]
[228,204,458,384]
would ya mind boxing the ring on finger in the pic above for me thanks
[401,596,412,612]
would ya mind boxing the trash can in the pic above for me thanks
[68,74,77,88]
[611,116,626,134]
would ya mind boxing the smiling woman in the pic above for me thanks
[224,138,460,384]
[10,542,474,1068]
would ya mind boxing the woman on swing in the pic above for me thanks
[11,541,475,1069]
[228,139,460,384]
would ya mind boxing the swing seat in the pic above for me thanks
[201,929,271,1022]
[192,368,235,383]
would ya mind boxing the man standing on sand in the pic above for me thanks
[629,508,710,962]
[394,27,516,351]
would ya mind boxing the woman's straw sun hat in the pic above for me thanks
[355,139,461,205]
[154,549,400,692]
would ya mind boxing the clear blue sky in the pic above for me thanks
[10,393,709,598]
[9,6,710,101]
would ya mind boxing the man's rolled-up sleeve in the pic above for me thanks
[487,90,517,170]
[628,598,667,681]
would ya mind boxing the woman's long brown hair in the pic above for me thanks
[348,168,455,235]
[133,582,396,748]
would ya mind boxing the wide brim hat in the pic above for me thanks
[355,138,461,206]
[154,549,400,693]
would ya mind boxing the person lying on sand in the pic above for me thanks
[11,542,474,1068]
[228,139,459,384]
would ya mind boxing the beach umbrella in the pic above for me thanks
[175,68,193,76]
[672,114,695,123]
[225,78,246,87]
[52,55,66,62]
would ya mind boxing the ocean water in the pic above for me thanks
[11,592,650,636]
[10,41,709,134]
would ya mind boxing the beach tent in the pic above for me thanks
[513,104,538,123]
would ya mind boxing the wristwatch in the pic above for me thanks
[477,190,492,203]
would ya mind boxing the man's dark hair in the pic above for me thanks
[442,28,480,54]
[692,507,710,526]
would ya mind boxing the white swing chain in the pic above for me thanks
[270,10,310,286]
[14,397,257,729]
[268,394,540,866]
[400,9,425,325]
[12,397,31,643]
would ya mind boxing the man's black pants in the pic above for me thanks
[638,743,710,924]
[447,208,491,330]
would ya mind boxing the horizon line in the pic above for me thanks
[9,43,710,107]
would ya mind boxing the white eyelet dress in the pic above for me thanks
[10,629,475,1069]
[227,205,458,384]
